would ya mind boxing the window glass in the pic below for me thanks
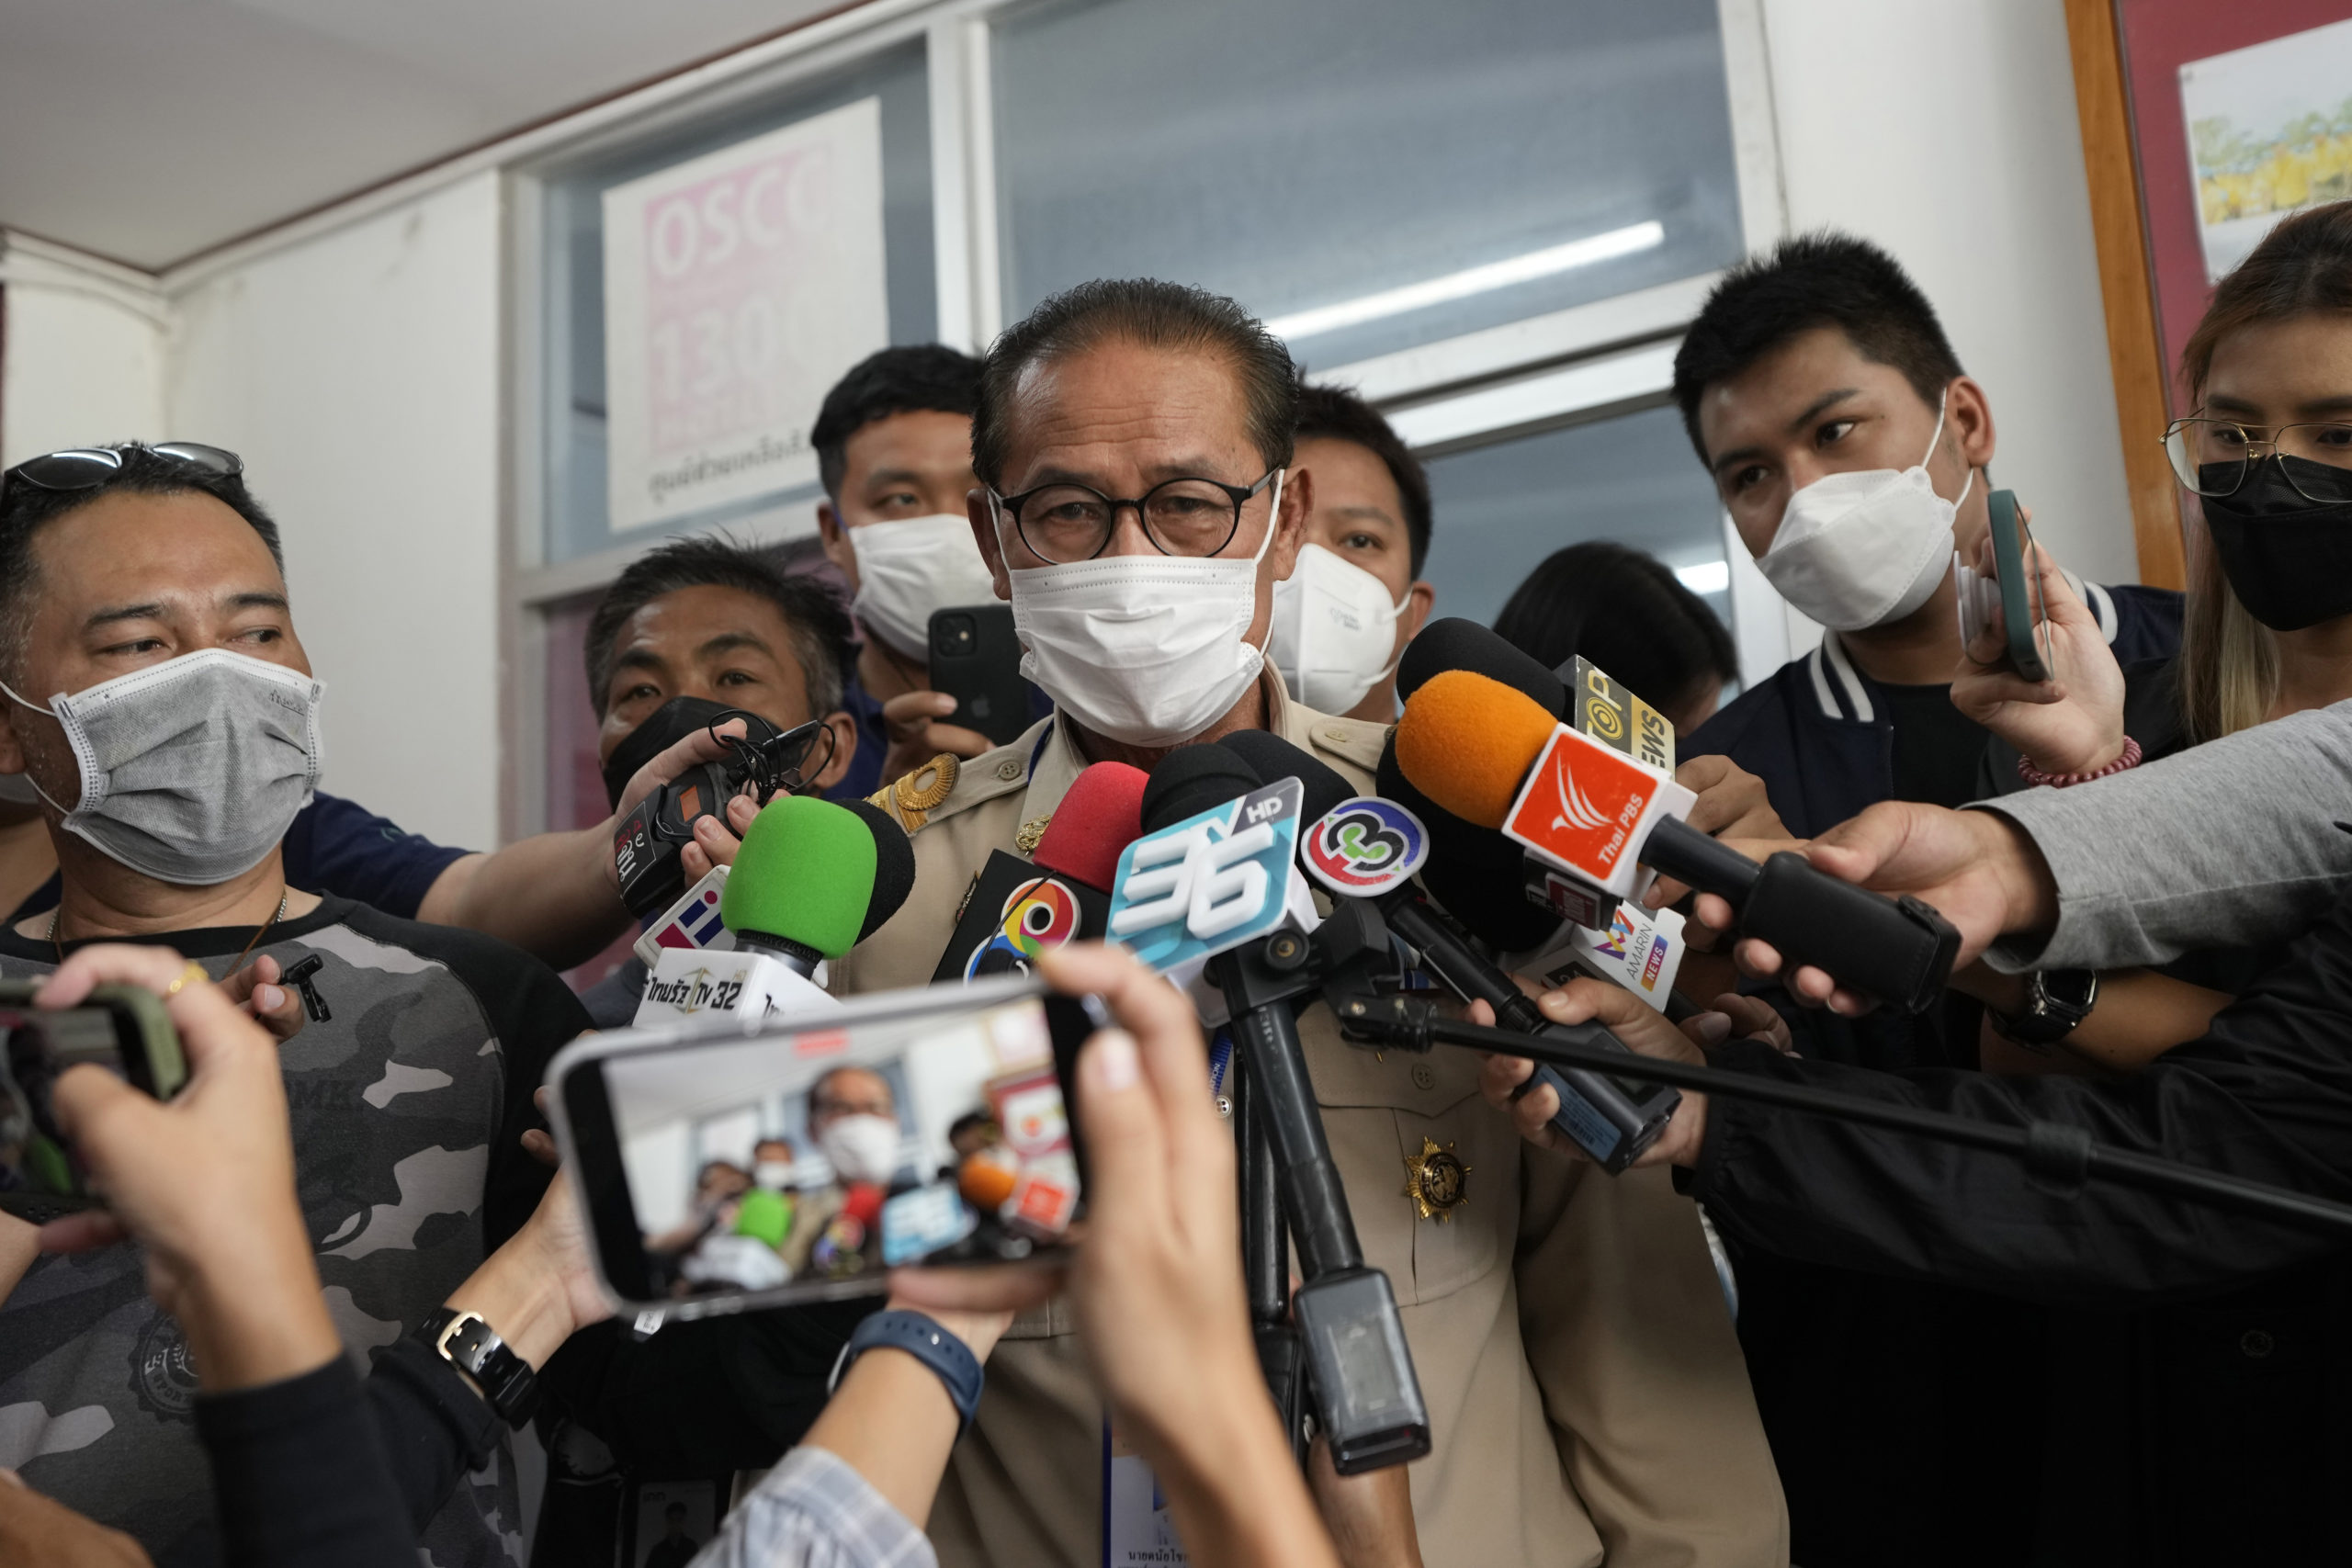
[542,41,934,567]
[1419,403,1734,640]
[990,0,1740,367]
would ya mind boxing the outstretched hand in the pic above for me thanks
[1948,525,2127,775]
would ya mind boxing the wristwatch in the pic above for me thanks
[828,1309,984,1433]
[415,1307,540,1427]
[1987,968,2099,1052]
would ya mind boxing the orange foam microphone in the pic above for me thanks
[1396,671,1962,1012]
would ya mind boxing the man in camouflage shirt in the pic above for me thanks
[0,444,585,1565]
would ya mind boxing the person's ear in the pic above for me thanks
[1949,376,1996,471]
[817,501,859,585]
[1398,580,1436,644]
[969,487,1012,602]
[1268,465,1310,582]
[813,711,860,792]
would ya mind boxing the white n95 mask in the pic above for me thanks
[848,513,1001,661]
[0,648,324,886]
[1755,395,1975,632]
[1002,472,1283,748]
[819,1114,904,1187]
[1268,543,1406,716]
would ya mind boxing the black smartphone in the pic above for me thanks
[928,604,1032,748]
[548,976,1101,1318]
[0,980,187,1221]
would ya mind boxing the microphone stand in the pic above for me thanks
[1229,1051,1309,1463]
[1212,931,1433,1475]
[1330,993,2352,1240]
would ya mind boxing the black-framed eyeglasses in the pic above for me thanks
[0,443,243,506]
[989,468,1279,564]
[2162,416,2352,500]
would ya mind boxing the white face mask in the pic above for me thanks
[1001,471,1283,748]
[1268,543,1407,716]
[753,1159,797,1190]
[1,648,324,886]
[1754,395,1975,632]
[817,1113,903,1187]
[847,513,1001,662]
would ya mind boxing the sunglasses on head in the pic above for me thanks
[2,443,243,502]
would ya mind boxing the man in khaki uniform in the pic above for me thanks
[835,277,1787,1568]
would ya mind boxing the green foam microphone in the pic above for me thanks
[718,795,882,975]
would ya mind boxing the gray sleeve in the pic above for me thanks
[1968,698,2352,971]
[691,1445,937,1568]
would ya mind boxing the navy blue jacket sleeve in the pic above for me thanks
[282,794,473,920]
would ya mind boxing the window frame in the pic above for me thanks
[499,0,1789,839]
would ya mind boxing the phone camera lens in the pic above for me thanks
[934,615,977,656]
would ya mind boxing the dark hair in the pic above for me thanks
[0,444,285,682]
[1671,232,1964,462]
[810,344,983,501]
[583,535,855,719]
[808,1064,892,1117]
[1294,383,1433,576]
[972,279,1299,489]
[1491,542,1736,719]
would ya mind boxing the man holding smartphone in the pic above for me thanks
[814,345,1039,795]
[1668,234,2185,1563]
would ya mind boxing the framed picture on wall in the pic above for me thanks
[2065,0,2352,589]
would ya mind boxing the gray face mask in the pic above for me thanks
[1,649,324,886]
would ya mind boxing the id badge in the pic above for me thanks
[1102,1422,1189,1566]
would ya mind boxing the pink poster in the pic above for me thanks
[602,97,887,531]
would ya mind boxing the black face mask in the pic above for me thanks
[2199,456,2352,632]
[600,696,777,810]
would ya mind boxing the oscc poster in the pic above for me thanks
[603,97,888,532]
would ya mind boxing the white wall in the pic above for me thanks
[1758,0,2139,585]
[166,175,504,851]
[0,234,168,467]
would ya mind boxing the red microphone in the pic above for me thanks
[929,761,1148,981]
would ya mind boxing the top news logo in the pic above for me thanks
[1503,728,1658,881]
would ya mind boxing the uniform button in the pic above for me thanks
[2242,1329,2276,1359]
[1321,727,1349,745]
[996,761,1023,782]
[1411,1063,1435,1090]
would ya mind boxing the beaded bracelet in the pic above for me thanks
[2017,734,2142,789]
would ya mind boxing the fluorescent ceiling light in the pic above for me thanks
[1674,560,1731,595]
[1266,220,1666,341]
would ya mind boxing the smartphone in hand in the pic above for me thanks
[1956,489,2053,682]
[928,604,1033,748]
[0,981,187,1220]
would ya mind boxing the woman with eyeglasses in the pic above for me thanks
[1932,198,2352,1562]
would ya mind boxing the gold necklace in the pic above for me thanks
[50,888,290,972]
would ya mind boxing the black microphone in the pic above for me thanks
[1127,741,1430,1474]
[1224,729,1679,1173]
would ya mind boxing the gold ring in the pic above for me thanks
[163,961,206,998]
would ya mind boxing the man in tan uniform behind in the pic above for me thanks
[835,278,1788,1568]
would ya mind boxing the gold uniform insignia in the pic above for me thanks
[1402,1135,1470,1222]
[867,753,960,833]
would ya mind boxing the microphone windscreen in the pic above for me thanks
[1217,729,1352,827]
[1396,618,1567,716]
[1395,671,1560,829]
[840,798,918,941]
[720,795,877,959]
[1034,761,1148,893]
[1140,744,1261,836]
[1377,738,1563,952]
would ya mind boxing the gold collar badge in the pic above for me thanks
[1402,1135,1470,1223]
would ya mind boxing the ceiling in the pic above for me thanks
[0,0,846,272]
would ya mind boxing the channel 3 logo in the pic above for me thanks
[1302,796,1429,897]
[1105,778,1305,972]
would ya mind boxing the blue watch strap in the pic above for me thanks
[829,1309,984,1432]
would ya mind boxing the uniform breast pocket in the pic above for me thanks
[1305,1023,1522,1310]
